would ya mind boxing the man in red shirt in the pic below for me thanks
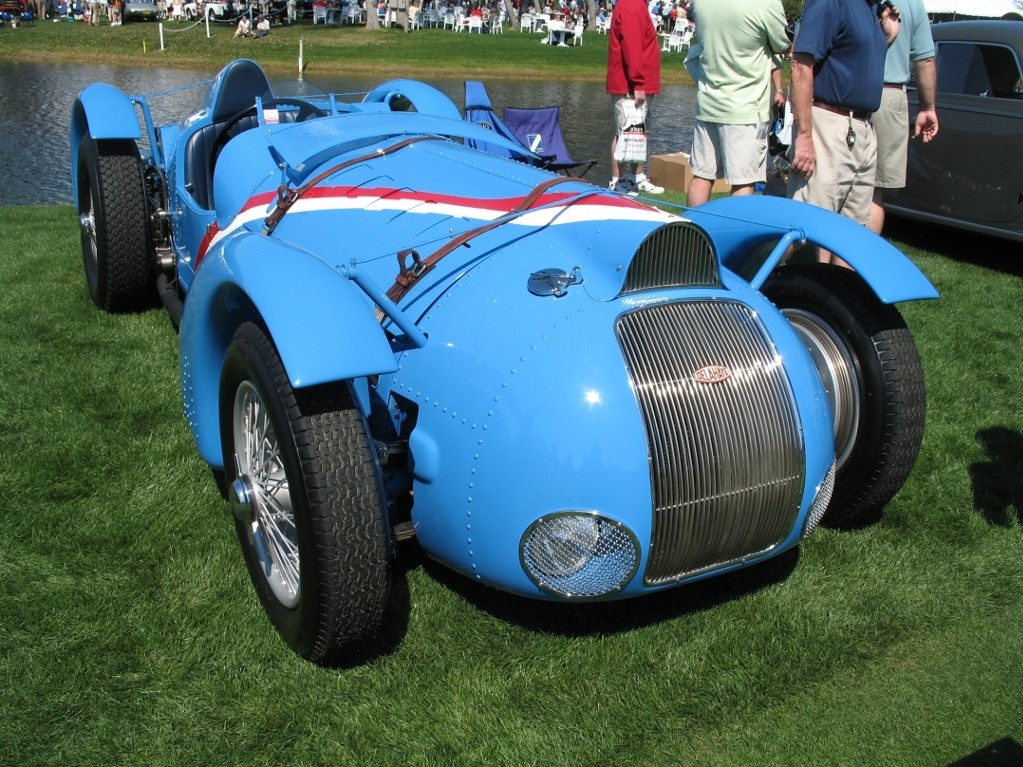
[606,0,664,195]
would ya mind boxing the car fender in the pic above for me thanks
[685,195,939,304]
[179,232,399,468]
[362,79,462,120]
[70,83,142,208]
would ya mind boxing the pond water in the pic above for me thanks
[0,60,697,207]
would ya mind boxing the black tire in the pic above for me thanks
[220,322,393,665]
[764,264,926,527]
[76,136,154,313]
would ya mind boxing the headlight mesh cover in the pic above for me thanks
[521,514,638,598]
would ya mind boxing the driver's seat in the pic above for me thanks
[184,60,272,210]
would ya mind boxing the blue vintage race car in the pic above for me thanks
[71,59,938,665]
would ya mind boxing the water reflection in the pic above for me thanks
[0,60,696,207]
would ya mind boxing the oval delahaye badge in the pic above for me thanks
[693,365,731,384]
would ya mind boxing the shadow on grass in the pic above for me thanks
[419,545,801,637]
[970,427,1023,528]
[947,737,1023,767]
[884,216,1023,278]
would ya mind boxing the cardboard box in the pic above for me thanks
[648,152,731,195]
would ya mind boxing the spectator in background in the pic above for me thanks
[867,0,938,235]
[786,0,899,263]
[685,0,790,206]
[606,0,664,195]
[255,12,270,34]
[233,12,251,35]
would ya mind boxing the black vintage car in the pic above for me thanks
[889,20,1023,242]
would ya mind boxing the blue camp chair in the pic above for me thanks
[502,104,596,177]
[464,81,532,160]
[463,81,596,177]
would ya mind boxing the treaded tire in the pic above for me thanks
[220,323,393,665]
[764,264,926,527]
[77,137,155,313]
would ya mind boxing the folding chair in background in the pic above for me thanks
[464,82,596,178]
[464,80,534,160]
[501,105,597,177]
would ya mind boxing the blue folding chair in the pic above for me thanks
[464,81,532,160]
[502,104,597,178]
[464,81,596,177]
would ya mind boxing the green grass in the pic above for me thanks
[0,15,682,81]
[1,205,1021,766]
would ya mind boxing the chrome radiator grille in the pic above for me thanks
[616,300,804,585]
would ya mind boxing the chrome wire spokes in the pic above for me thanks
[235,382,300,608]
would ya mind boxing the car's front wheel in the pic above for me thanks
[76,136,154,313]
[764,264,926,527]
[220,322,394,665]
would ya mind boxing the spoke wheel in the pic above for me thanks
[221,323,393,665]
[765,264,927,527]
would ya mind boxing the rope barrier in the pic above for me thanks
[160,17,204,31]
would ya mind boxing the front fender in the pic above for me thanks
[70,83,142,209]
[180,233,399,468]
[685,195,940,304]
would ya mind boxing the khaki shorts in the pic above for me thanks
[873,86,909,189]
[690,120,769,186]
[787,105,876,225]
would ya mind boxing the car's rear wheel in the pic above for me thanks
[76,136,154,313]
[220,322,393,665]
[764,264,926,527]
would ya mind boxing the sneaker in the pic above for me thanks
[612,178,639,196]
[635,177,665,195]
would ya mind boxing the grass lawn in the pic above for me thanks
[1,200,1021,766]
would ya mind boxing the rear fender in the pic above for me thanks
[362,79,462,120]
[70,84,142,209]
[180,233,399,468]
[685,195,939,303]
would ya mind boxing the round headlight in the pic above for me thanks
[521,513,639,598]
[529,514,601,578]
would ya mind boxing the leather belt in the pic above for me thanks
[883,82,907,90]
[813,100,871,120]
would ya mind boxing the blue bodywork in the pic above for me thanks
[71,59,938,603]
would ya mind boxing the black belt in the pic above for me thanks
[813,100,871,120]
[883,82,907,90]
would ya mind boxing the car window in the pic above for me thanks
[935,41,1023,98]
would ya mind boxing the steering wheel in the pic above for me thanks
[209,97,329,175]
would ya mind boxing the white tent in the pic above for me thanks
[924,0,1023,17]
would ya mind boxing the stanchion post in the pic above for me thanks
[298,38,304,81]
[159,22,164,50]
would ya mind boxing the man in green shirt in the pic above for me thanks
[685,0,790,206]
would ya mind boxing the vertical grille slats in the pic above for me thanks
[616,300,805,585]
[620,222,720,294]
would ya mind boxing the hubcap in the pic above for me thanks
[230,472,257,524]
[233,381,300,608]
[784,308,861,470]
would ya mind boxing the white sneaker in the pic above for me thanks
[612,178,639,196]
[635,177,665,195]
